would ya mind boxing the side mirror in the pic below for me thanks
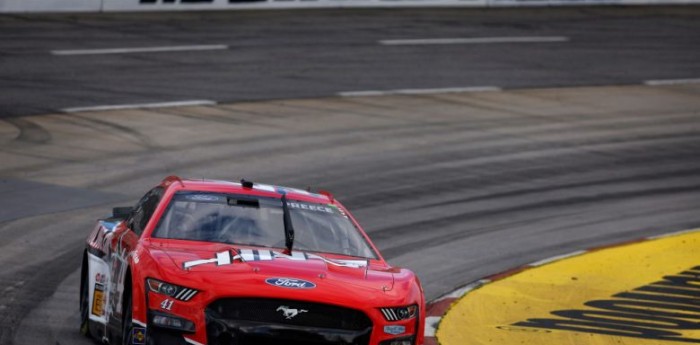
[112,206,133,219]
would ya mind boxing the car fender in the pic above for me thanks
[129,246,151,329]
[85,220,121,325]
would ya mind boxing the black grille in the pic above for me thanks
[206,298,372,345]
[207,298,372,330]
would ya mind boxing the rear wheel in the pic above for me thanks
[79,260,90,337]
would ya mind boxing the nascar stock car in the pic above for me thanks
[80,176,425,345]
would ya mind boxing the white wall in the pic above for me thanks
[0,0,101,12]
[101,0,487,12]
[0,0,697,13]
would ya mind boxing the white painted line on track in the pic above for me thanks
[62,100,217,113]
[424,316,442,337]
[51,44,228,56]
[528,250,586,267]
[338,86,501,97]
[644,78,700,86]
[379,36,570,46]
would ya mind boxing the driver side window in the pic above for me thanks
[130,187,164,236]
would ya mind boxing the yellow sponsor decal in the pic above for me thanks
[437,230,700,345]
[133,327,146,345]
[91,283,105,316]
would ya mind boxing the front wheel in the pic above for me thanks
[122,293,134,345]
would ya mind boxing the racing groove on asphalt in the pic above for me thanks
[1,84,700,344]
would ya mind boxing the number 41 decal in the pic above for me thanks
[160,299,174,310]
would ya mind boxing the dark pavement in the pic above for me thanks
[1,6,699,116]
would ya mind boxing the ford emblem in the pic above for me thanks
[384,325,406,335]
[265,277,316,289]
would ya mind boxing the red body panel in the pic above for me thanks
[83,177,425,345]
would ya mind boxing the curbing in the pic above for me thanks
[423,227,700,345]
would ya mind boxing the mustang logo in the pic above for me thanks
[276,305,308,319]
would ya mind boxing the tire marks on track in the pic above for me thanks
[1,84,699,345]
[0,242,83,345]
[2,118,51,144]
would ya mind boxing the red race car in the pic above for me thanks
[80,176,425,345]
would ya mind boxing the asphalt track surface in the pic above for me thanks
[2,83,700,344]
[0,6,700,345]
[1,6,700,117]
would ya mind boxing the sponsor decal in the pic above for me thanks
[184,194,222,202]
[91,283,105,316]
[384,325,406,335]
[277,305,308,319]
[513,265,700,343]
[183,249,368,269]
[265,277,316,289]
[95,273,106,284]
[286,202,335,214]
[132,327,146,345]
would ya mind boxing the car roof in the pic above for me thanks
[159,176,334,204]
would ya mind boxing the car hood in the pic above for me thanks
[147,242,396,294]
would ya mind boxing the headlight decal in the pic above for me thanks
[380,305,418,321]
[382,308,400,321]
[147,278,198,301]
[174,288,198,301]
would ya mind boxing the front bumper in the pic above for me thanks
[206,319,372,345]
[146,292,420,345]
[205,298,373,345]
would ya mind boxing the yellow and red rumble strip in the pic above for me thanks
[424,228,700,345]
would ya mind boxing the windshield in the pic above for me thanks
[152,192,377,259]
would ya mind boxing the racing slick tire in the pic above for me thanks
[79,257,91,338]
[122,288,134,345]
